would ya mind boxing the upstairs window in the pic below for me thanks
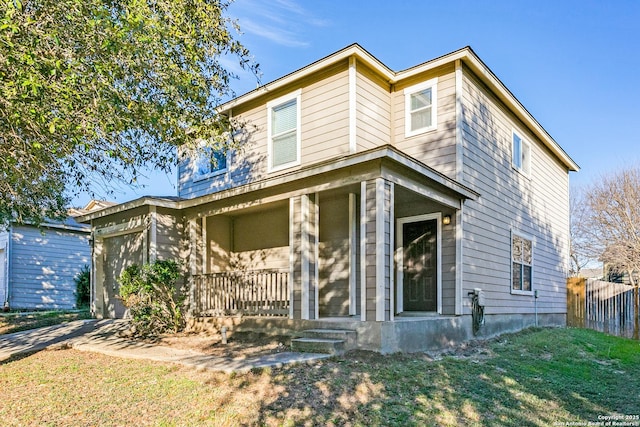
[268,90,301,171]
[512,130,531,176]
[404,78,438,137]
[194,144,227,181]
[512,232,533,294]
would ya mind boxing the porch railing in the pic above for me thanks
[192,269,290,317]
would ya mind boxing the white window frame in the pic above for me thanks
[404,78,438,137]
[511,230,534,296]
[512,129,531,177]
[192,141,228,182]
[267,89,302,173]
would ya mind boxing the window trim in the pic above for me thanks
[192,143,229,182]
[404,78,438,137]
[267,89,302,173]
[512,129,531,177]
[511,230,534,296]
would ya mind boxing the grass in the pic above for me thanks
[0,326,638,426]
[0,309,92,335]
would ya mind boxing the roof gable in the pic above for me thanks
[221,43,578,172]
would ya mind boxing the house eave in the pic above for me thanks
[75,197,181,223]
[455,48,580,172]
[219,44,393,113]
[9,219,90,233]
[81,146,478,221]
[178,145,478,211]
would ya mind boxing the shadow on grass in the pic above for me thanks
[247,328,640,426]
[0,350,40,365]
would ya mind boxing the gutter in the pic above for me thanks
[76,145,479,223]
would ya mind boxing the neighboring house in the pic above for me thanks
[578,267,605,280]
[77,44,579,352]
[0,216,90,310]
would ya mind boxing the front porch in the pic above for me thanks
[183,147,479,352]
[186,314,474,353]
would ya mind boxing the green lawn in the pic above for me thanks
[0,326,638,426]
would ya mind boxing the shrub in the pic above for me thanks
[74,265,90,308]
[118,260,185,337]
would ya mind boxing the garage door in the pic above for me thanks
[104,232,144,318]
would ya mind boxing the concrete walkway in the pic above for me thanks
[0,320,331,373]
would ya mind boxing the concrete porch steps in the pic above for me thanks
[291,329,357,355]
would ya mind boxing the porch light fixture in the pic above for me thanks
[442,215,451,225]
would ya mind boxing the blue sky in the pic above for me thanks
[73,0,640,206]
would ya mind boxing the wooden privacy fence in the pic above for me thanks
[191,269,290,317]
[567,277,639,339]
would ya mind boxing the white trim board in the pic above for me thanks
[395,213,443,315]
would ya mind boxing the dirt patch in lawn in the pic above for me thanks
[146,331,292,359]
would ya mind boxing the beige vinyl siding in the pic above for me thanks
[383,181,392,319]
[291,196,302,319]
[178,62,351,200]
[155,208,183,261]
[9,225,89,310]
[230,205,289,271]
[206,215,232,273]
[103,231,144,317]
[178,100,270,200]
[364,180,377,320]
[356,63,391,150]
[460,68,569,315]
[440,217,457,315]
[319,195,350,316]
[93,206,149,230]
[393,65,458,179]
[301,65,350,164]
[362,179,392,321]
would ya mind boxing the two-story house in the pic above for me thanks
[78,44,578,353]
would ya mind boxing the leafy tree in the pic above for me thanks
[0,0,257,226]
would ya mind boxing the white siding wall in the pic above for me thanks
[460,70,569,315]
[9,225,90,310]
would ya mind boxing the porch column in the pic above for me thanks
[360,178,394,322]
[290,193,319,320]
[92,237,105,318]
[187,217,203,316]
